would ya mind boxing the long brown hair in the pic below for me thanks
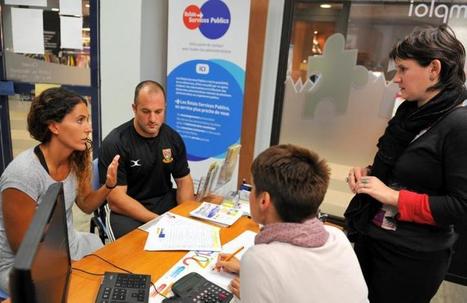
[27,87,92,199]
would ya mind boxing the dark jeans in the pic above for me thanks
[109,190,177,239]
[354,235,452,303]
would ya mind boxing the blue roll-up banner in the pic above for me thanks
[167,0,250,191]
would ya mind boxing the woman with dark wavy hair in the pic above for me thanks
[0,87,120,294]
[345,24,467,302]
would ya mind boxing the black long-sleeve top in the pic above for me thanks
[368,105,467,251]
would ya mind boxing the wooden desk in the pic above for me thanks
[68,201,259,302]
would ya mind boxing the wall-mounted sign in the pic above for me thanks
[408,0,467,23]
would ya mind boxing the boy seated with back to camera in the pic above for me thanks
[215,144,369,303]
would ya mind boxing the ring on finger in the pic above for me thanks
[361,178,369,184]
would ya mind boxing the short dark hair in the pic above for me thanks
[28,87,87,143]
[251,144,330,223]
[389,24,466,91]
[133,80,166,104]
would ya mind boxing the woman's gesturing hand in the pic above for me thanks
[105,155,120,189]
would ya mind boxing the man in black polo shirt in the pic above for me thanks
[99,80,194,238]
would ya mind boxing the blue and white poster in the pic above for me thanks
[167,0,250,191]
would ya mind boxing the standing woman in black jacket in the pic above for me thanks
[345,24,467,303]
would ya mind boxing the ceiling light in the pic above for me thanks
[320,4,332,9]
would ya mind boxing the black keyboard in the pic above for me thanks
[95,272,151,303]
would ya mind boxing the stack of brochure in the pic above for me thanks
[190,202,243,227]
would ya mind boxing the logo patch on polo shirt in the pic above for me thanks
[130,159,142,167]
[162,148,174,164]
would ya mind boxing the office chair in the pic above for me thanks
[0,288,8,301]
[318,210,346,229]
[89,158,115,243]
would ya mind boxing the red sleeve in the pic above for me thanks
[397,190,436,225]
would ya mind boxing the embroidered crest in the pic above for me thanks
[162,148,173,164]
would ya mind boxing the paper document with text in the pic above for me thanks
[144,213,221,252]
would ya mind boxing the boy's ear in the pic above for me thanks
[259,192,272,211]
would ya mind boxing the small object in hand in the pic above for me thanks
[224,246,244,261]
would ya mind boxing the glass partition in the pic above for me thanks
[8,94,36,157]
[274,0,467,217]
[0,0,100,170]
[2,1,91,85]
[8,94,92,157]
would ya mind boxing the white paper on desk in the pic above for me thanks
[202,230,257,289]
[149,230,257,303]
[138,213,165,233]
[144,213,221,252]
[11,8,44,54]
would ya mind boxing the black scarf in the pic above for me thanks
[344,86,467,240]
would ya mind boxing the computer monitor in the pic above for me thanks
[9,182,71,303]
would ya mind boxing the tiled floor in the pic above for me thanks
[72,207,467,302]
[432,281,467,303]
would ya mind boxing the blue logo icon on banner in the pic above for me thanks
[199,0,231,39]
[196,63,210,74]
[183,0,231,40]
